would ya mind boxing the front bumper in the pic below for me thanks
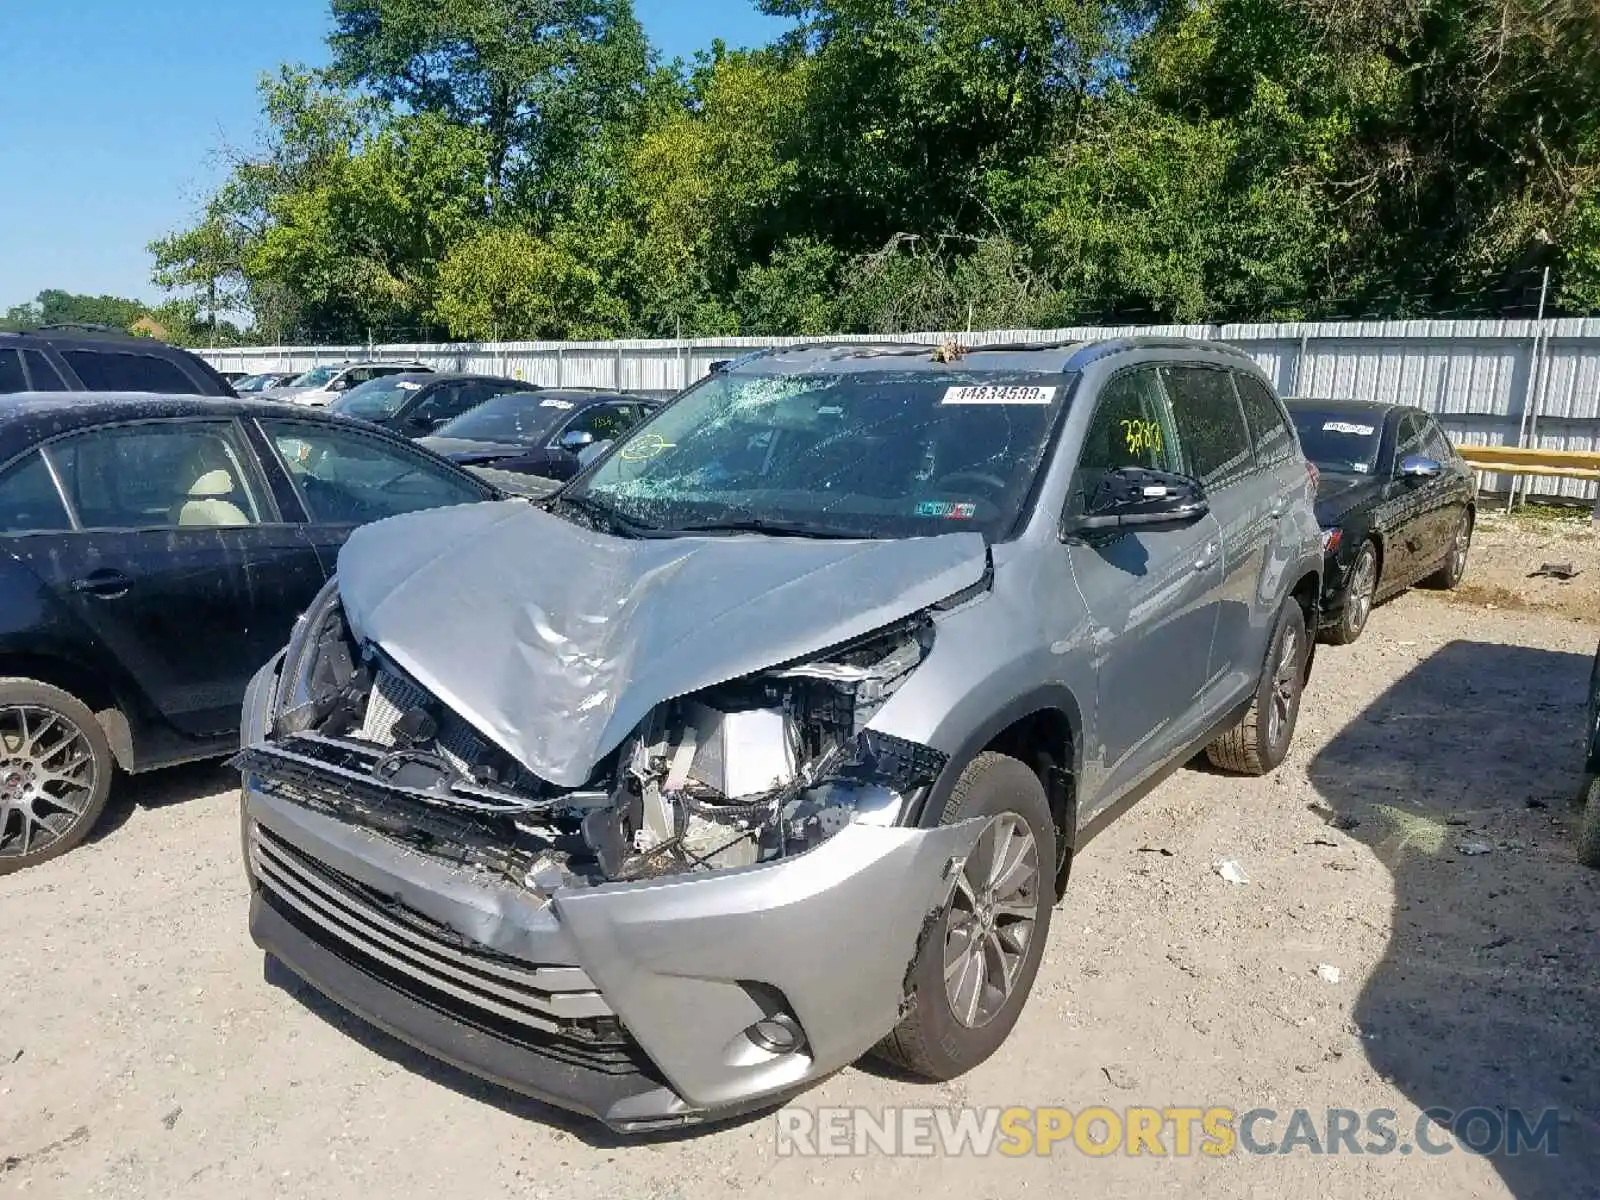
[238,666,985,1132]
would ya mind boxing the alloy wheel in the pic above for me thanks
[943,812,1040,1029]
[1347,548,1377,634]
[1452,519,1472,579]
[1266,624,1302,749]
[0,705,99,863]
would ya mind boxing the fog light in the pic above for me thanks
[747,1013,805,1054]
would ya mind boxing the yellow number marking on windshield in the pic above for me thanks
[620,432,677,461]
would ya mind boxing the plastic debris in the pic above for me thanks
[1316,963,1342,984]
[1215,859,1250,885]
[1530,562,1580,580]
[1456,841,1494,856]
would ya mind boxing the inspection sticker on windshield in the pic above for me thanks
[942,385,1056,405]
[915,500,977,519]
[1323,421,1375,436]
[540,398,575,409]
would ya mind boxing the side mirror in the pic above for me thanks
[1060,467,1209,539]
[577,438,613,468]
[1398,454,1442,482]
[329,378,349,392]
[557,429,597,452]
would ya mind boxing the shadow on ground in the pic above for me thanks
[1307,639,1600,1198]
[88,758,237,845]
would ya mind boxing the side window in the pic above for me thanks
[418,382,485,423]
[262,420,486,525]
[1421,416,1454,462]
[1070,369,1181,512]
[45,422,264,529]
[1233,374,1297,469]
[1162,366,1254,489]
[22,351,67,391]
[0,453,73,533]
[563,403,637,444]
[61,350,202,395]
[0,350,25,394]
[1394,413,1426,467]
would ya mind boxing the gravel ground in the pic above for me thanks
[3,513,1598,1200]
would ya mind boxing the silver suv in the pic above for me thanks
[235,336,1322,1132]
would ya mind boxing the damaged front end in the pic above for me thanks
[238,579,948,893]
[235,574,990,1130]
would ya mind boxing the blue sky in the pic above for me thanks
[0,0,789,311]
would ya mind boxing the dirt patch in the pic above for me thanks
[1447,511,1600,622]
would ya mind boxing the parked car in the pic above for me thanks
[1284,399,1475,645]
[329,372,540,438]
[1579,640,1600,868]
[0,327,236,398]
[265,361,433,407]
[417,388,661,481]
[0,393,507,874]
[235,336,1322,1132]
[234,371,300,394]
[219,371,248,384]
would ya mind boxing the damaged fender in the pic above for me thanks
[553,816,988,1110]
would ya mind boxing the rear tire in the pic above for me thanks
[0,679,115,875]
[1577,775,1600,870]
[1422,510,1473,590]
[871,752,1055,1080]
[1206,601,1309,776]
[1326,541,1378,646]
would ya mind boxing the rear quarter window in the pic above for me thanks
[62,350,205,395]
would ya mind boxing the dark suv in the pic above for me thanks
[0,326,236,397]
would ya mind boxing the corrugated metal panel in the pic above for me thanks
[203,319,1600,503]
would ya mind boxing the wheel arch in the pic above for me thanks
[0,652,134,771]
[914,686,1083,900]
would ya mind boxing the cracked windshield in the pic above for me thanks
[574,370,1074,539]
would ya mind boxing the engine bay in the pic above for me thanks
[241,591,947,895]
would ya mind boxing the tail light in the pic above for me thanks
[1305,459,1320,490]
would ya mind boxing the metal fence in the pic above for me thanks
[200,319,1600,501]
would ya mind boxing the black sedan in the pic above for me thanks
[0,392,505,873]
[1285,399,1476,644]
[328,372,542,437]
[417,388,660,482]
[1580,640,1600,868]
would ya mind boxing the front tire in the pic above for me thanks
[1577,776,1600,870]
[1206,600,1309,776]
[871,752,1056,1080]
[0,679,115,875]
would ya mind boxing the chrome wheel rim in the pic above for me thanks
[1347,548,1377,633]
[1267,624,1302,748]
[0,705,98,862]
[1452,520,1471,578]
[943,813,1040,1029]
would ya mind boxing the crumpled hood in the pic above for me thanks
[335,501,989,787]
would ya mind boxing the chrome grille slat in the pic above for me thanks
[251,826,613,1025]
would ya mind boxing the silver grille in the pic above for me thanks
[250,823,612,1031]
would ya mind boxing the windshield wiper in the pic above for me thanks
[659,517,871,540]
[553,492,655,537]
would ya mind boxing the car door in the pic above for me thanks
[1160,364,1279,710]
[2,420,326,740]
[1383,411,1442,585]
[256,417,496,574]
[548,401,644,480]
[1417,412,1473,562]
[1063,366,1225,811]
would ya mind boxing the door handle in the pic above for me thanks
[1194,543,1219,572]
[70,569,132,599]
